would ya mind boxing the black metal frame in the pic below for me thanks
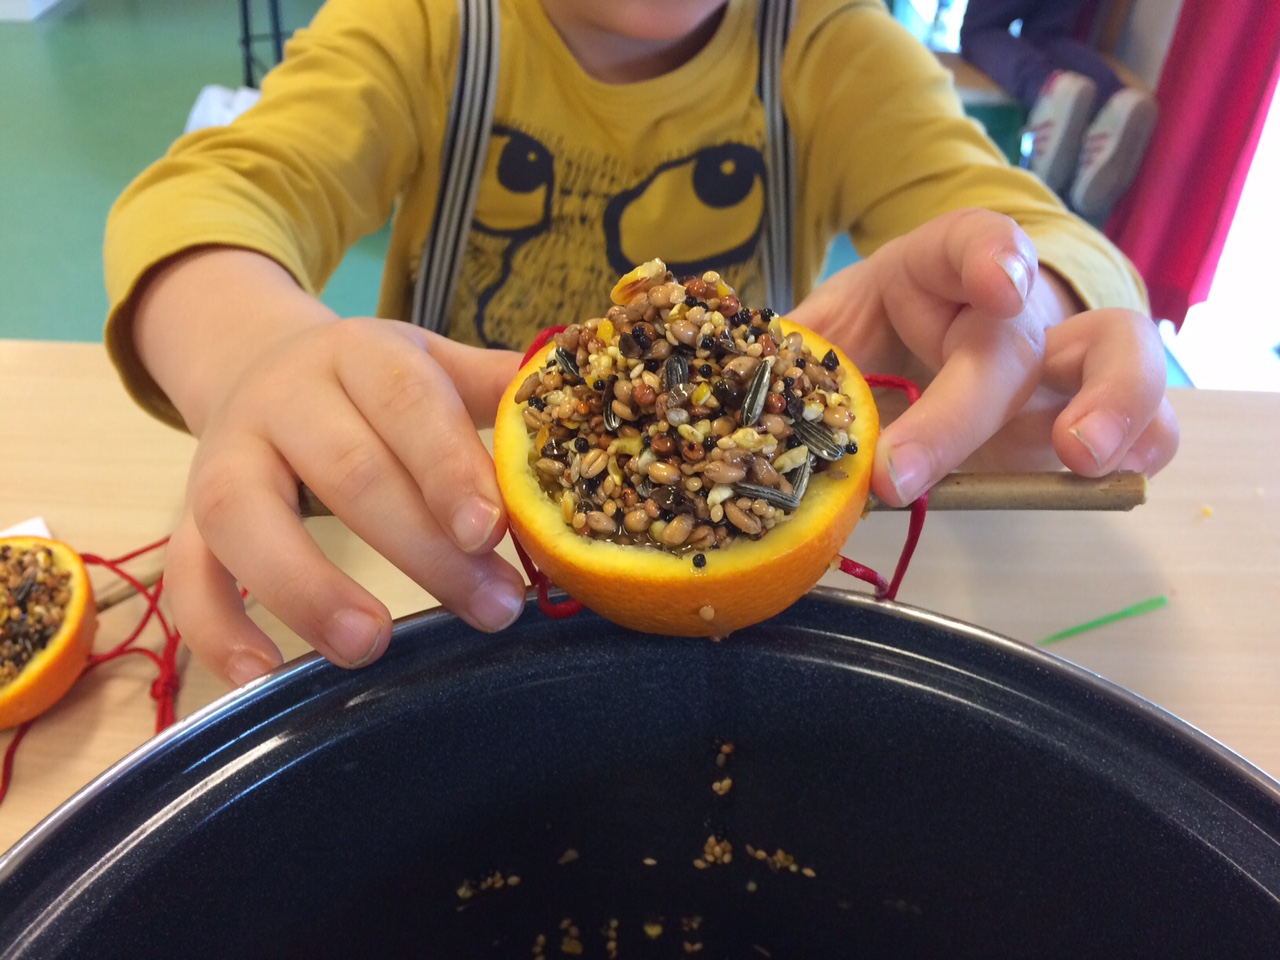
[238,0,286,88]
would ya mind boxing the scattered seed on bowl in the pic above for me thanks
[557,847,580,865]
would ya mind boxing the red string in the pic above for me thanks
[521,325,566,365]
[845,374,930,602]
[0,537,181,807]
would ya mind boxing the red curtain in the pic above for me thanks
[1105,1,1280,328]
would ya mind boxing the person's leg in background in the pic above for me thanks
[960,0,1052,109]
[960,0,1097,194]
[1021,3,1158,223]
[1019,1,1124,108]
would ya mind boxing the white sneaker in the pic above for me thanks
[1025,71,1097,194]
[1069,88,1159,221]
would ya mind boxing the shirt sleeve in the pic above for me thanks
[103,0,453,427]
[786,0,1148,313]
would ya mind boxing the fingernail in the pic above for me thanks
[324,608,386,667]
[468,576,525,632]
[886,442,932,505]
[1070,410,1129,468]
[996,252,1030,304]
[452,497,502,554]
[227,650,275,687]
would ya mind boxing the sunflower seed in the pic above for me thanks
[603,376,621,431]
[732,482,801,512]
[553,347,580,380]
[787,455,814,502]
[740,358,772,427]
[665,353,689,389]
[792,416,845,461]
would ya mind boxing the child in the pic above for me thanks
[959,0,1159,220]
[105,0,1178,687]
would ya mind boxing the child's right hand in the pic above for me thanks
[133,251,526,686]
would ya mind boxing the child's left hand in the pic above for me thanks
[788,208,1179,507]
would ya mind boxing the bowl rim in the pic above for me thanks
[3,586,1279,883]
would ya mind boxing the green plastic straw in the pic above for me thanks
[1038,595,1169,646]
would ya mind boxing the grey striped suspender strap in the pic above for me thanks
[411,0,500,332]
[757,0,796,313]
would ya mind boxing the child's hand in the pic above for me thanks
[789,208,1179,507]
[164,318,527,686]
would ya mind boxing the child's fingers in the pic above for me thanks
[282,412,528,638]
[423,332,523,426]
[877,207,1039,365]
[245,347,527,636]
[164,516,284,687]
[330,322,510,559]
[870,298,1047,506]
[187,436,394,673]
[1044,309,1180,476]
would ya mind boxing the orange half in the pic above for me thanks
[494,318,879,637]
[0,537,96,729]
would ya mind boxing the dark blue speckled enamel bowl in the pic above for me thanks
[2,589,1279,958]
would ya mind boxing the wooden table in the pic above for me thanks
[3,339,1278,854]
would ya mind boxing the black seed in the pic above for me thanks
[786,434,802,449]
[712,378,744,411]
[759,308,775,321]
[632,326,652,351]
[783,376,796,392]
[575,437,590,453]
[698,364,713,379]
[796,358,806,368]
[592,378,606,391]
[733,309,752,325]
[527,395,546,411]
[541,439,570,461]
[645,359,663,372]
[845,441,859,455]
[821,349,839,371]
[702,436,716,451]
[692,553,707,569]
[699,335,716,351]
[685,296,699,307]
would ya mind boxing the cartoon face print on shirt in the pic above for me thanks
[450,123,768,350]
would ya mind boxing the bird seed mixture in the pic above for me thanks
[515,260,861,563]
[0,544,72,685]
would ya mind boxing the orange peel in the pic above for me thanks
[494,263,878,636]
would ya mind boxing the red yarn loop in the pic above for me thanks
[838,373,930,602]
[0,537,181,807]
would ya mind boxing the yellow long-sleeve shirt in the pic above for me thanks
[105,0,1145,428]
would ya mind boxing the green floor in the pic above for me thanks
[0,0,384,343]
